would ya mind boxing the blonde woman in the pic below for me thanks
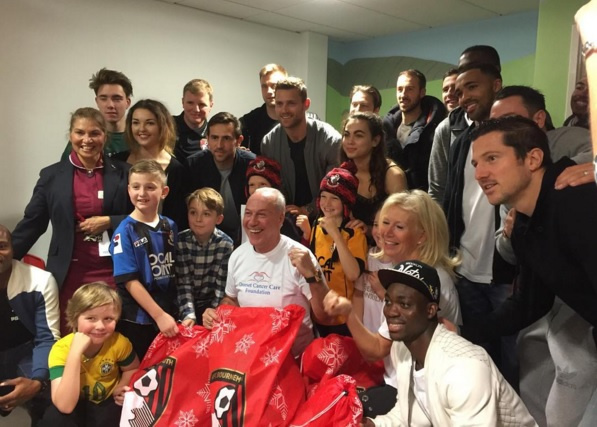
[324,190,461,417]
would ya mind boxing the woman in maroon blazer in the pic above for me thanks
[12,107,132,333]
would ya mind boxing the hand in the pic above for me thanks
[295,215,311,240]
[361,418,375,427]
[182,318,195,328]
[323,290,353,317]
[345,218,368,234]
[288,247,318,278]
[318,217,341,239]
[576,1,597,44]
[71,331,92,355]
[113,385,130,406]
[77,216,111,235]
[502,208,516,239]
[286,204,309,216]
[0,377,42,411]
[202,308,220,330]
[367,271,386,300]
[554,163,594,189]
[155,312,178,337]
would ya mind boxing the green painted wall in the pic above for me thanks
[503,54,536,87]
[327,0,590,128]
[534,0,586,126]
[325,85,347,131]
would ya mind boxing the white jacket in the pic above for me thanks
[372,324,537,427]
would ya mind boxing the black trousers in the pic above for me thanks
[38,397,121,427]
[117,320,159,361]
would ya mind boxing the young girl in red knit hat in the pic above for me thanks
[297,162,368,337]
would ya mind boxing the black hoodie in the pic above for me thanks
[382,95,447,190]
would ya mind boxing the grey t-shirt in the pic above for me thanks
[397,122,413,148]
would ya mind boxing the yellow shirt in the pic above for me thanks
[48,332,135,403]
[312,223,368,324]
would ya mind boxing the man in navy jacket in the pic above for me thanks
[0,225,59,425]
[187,113,255,245]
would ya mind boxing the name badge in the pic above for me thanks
[98,231,111,257]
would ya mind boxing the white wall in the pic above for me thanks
[0,0,328,257]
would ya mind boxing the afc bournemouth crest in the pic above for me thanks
[127,356,176,426]
[211,368,246,426]
[327,173,340,186]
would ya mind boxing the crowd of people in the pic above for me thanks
[1,1,597,426]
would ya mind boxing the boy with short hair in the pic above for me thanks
[40,282,139,426]
[61,68,133,159]
[176,188,234,325]
[110,159,179,359]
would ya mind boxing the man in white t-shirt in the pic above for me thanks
[362,260,536,427]
[202,188,329,356]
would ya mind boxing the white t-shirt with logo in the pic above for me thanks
[225,235,315,356]
[354,251,395,386]
[354,250,393,333]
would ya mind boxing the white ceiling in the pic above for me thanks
[154,0,540,42]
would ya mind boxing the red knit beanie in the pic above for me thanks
[317,161,359,218]
[246,156,282,196]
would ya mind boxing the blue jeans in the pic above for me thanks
[456,276,519,389]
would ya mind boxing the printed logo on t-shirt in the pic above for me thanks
[364,283,383,303]
[100,360,114,376]
[317,256,335,281]
[113,233,123,254]
[149,251,175,279]
[134,236,148,248]
[237,271,281,296]
[250,271,270,282]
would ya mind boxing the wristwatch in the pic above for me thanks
[305,269,323,283]
[581,40,596,59]
[31,377,49,394]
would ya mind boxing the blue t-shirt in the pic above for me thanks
[110,215,178,324]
